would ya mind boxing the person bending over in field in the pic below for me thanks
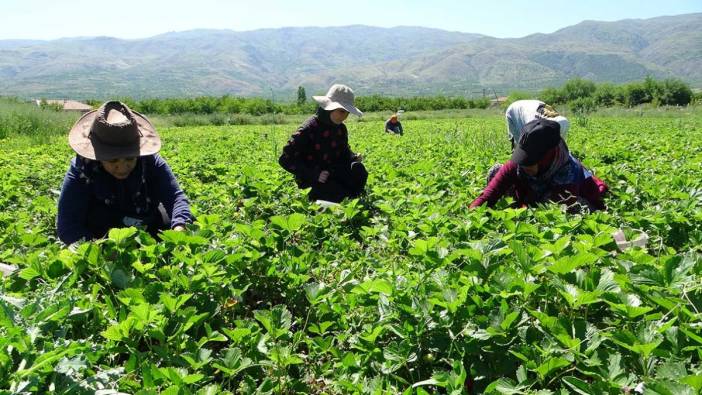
[471,118,607,213]
[279,84,368,203]
[505,99,569,150]
[57,101,194,245]
[384,113,403,135]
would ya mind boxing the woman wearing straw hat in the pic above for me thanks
[279,84,368,203]
[57,101,194,244]
[384,113,403,135]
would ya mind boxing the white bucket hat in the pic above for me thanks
[313,84,363,116]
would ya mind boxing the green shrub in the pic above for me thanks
[593,83,623,107]
[0,97,78,142]
[560,78,597,102]
[624,82,651,107]
[653,78,693,106]
[569,97,597,116]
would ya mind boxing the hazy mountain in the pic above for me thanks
[0,13,700,99]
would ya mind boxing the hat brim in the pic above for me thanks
[511,146,536,166]
[313,96,363,116]
[68,110,161,161]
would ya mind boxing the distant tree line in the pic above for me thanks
[86,94,491,116]
[507,77,697,114]
[84,77,698,116]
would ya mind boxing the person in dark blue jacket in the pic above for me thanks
[384,113,403,135]
[57,101,194,244]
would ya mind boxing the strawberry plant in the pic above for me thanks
[1,114,702,394]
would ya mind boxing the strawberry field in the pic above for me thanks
[1,113,702,394]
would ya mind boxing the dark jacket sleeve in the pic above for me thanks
[279,124,320,185]
[340,124,358,162]
[149,155,194,228]
[470,161,519,208]
[569,175,608,211]
[56,158,92,244]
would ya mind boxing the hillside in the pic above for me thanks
[0,13,700,98]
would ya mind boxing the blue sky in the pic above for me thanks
[1,0,700,40]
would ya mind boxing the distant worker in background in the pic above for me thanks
[384,113,404,135]
[57,101,194,245]
[471,118,607,213]
[279,84,368,203]
[505,99,569,150]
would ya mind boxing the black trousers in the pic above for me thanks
[308,162,368,203]
[86,203,170,240]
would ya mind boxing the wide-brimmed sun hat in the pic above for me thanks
[312,84,363,116]
[68,101,161,161]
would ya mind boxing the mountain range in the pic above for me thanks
[0,13,700,99]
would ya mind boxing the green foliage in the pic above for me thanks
[654,79,694,106]
[625,81,652,107]
[1,112,702,394]
[561,78,598,102]
[534,77,695,111]
[570,97,597,116]
[119,95,493,117]
[593,83,624,107]
[0,97,80,143]
[296,86,306,107]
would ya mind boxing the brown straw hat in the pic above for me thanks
[68,101,161,161]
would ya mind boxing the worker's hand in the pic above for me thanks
[318,170,330,183]
[355,153,364,163]
[173,225,186,232]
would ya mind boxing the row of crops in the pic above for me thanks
[1,115,702,394]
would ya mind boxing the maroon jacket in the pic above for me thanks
[470,160,607,211]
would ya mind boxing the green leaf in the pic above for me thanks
[563,376,591,395]
[268,345,303,367]
[646,380,695,395]
[548,251,598,274]
[102,322,128,341]
[254,305,293,339]
[360,325,385,343]
[182,373,205,384]
[352,278,393,295]
[534,357,570,380]
[110,268,131,289]
[18,266,40,280]
[484,378,526,394]
[160,293,193,314]
[304,282,327,304]
[222,327,252,343]
[108,227,138,245]
[500,310,520,330]
[270,213,306,232]
[681,375,702,391]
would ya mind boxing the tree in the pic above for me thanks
[560,78,597,102]
[297,86,306,106]
[654,78,693,106]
